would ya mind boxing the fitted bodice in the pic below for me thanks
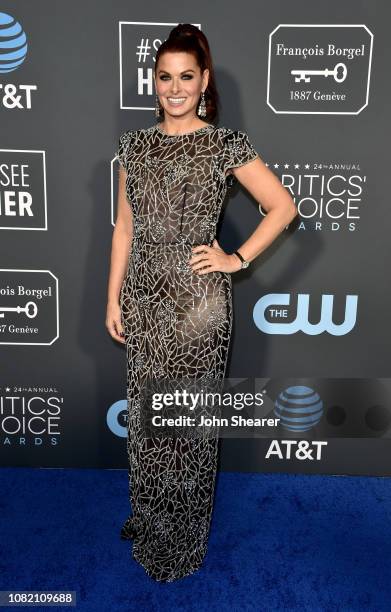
[116,123,258,248]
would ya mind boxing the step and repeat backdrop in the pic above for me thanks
[1,2,390,475]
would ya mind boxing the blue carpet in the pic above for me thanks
[0,467,390,611]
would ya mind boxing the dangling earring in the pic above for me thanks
[155,93,161,118]
[197,91,206,117]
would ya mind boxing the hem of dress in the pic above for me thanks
[131,546,204,583]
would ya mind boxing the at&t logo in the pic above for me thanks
[265,439,328,460]
[0,12,37,109]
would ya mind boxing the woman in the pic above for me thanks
[106,23,297,582]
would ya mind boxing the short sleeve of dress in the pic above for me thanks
[223,129,258,178]
[115,130,137,170]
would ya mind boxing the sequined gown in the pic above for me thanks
[115,122,258,582]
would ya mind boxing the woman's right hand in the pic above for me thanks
[106,301,126,344]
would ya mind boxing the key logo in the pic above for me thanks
[291,61,347,84]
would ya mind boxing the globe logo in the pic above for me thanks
[274,385,323,432]
[0,12,28,74]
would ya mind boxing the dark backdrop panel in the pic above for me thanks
[0,1,390,475]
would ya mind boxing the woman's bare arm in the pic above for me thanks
[227,156,298,263]
[106,165,133,343]
[190,156,298,275]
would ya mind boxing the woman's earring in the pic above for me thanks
[197,91,206,117]
[155,93,161,118]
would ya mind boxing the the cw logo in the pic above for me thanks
[253,293,358,336]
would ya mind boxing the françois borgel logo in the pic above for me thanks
[0,147,47,230]
[0,270,59,345]
[0,11,37,109]
[267,24,373,114]
[118,21,200,110]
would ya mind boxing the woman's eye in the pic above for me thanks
[159,75,193,80]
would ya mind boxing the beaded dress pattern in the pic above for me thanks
[115,123,258,582]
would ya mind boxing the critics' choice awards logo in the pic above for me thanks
[118,21,200,110]
[0,12,37,109]
[0,149,48,229]
[262,160,366,232]
[0,386,63,448]
[253,293,358,336]
[267,24,373,114]
[0,270,59,345]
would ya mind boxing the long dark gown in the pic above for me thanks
[115,122,258,582]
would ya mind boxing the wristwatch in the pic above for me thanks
[233,250,250,269]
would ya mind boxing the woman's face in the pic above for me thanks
[154,51,209,120]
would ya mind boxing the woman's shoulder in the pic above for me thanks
[215,126,251,139]
[118,128,139,146]
[119,125,157,143]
